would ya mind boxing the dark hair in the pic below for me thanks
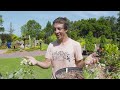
[53,17,69,30]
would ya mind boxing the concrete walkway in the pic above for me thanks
[0,50,46,58]
[0,49,88,59]
[0,49,8,54]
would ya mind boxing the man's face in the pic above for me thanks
[53,23,67,40]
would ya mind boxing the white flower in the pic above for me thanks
[94,77,99,79]
[28,61,32,65]
[100,64,105,67]
[85,65,88,68]
[20,58,29,65]
[20,58,33,66]
[90,69,94,72]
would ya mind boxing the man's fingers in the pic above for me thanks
[28,61,34,66]
[23,56,29,59]
[90,60,93,64]
[91,52,100,58]
[24,56,35,60]
[85,54,100,65]
[93,59,97,64]
[24,56,32,58]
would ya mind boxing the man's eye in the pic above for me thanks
[53,27,63,31]
[53,28,60,30]
[57,28,61,30]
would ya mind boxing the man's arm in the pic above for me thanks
[75,52,99,68]
[75,59,85,68]
[36,58,51,69]
[24,56,51,69]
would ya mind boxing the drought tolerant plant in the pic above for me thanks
[0,58,35,79]
[100,44,120,67]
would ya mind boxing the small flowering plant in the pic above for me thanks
[20,58,32,66]
[1,57,36,79]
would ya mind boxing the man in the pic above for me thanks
[25,17,99,79]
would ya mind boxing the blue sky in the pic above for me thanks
[0,11,119,37]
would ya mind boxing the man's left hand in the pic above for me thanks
[85,52,100,65]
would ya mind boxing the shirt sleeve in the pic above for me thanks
[74,42,83,61]
[45,43,52,60]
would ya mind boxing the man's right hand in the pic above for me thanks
[24,56,38,65]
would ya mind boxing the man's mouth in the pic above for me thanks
[56,34,60,38]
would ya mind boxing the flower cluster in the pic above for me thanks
[20,58,32,65]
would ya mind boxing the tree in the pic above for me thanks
[11,34,19,41]
[100,35,107,48]
[0,34,11,44]
[112,33,117,44]
[21,20,41,38]
[43,21,53,43]
[69,29,79,40]
[38,30,46,40]
[8,22,15,42]
[116,11,120,38]
[21,20,41,47]
[46,34,57,44]
[105,16,117,33]
[26,20,41,39]
[117,11,120,21]
[85,31,94,42]
[21,24,28,37]
[97,16,112,38]
[44,21,53,33]
[9,22,14,35]
[0,15,4,32]
[85,31,95,53]
[116,11,120,49]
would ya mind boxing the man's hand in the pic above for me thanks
[23,56,38,65]
[85,52,100,65]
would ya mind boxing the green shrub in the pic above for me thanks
[0,45,7,49]
[85,40,95,52]
[100,44,120,68]
[46,34,57,44]
[77,38,86,48]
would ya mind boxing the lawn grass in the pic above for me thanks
[0,55,52,79]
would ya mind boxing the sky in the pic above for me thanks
[0,11,119,37]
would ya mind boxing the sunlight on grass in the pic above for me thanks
[0,56,52,79]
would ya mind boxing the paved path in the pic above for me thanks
[0,49,8,54]
[0,49,88,59]
[0,50,46,58]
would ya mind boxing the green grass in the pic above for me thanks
[0,56,52,79]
